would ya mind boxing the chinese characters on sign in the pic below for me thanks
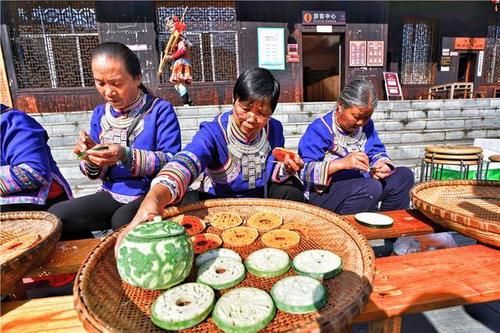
[257,27,285,70]
[302,11,346,26]
[349,41,385,67]
[349,41,367,67]
[286,43,300,63]
[454,37,486,50]
[366,41,384,67]
[383,72,403,100]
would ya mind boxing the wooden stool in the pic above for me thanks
[484,154,500,180]
[420,145,483,181]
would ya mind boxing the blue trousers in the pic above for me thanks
[309,167,414,215]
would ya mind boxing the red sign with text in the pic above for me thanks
[383,72,403,100]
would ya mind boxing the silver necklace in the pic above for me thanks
[331,112,366,153]
[226,116,270,189]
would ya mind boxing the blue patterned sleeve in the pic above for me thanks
[298,121,333,189]
[0,112,51,195]
[364,120,393,168]
[151,121,216,204]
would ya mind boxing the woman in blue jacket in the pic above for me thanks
[49,42,181,239]
[298,79,414,215]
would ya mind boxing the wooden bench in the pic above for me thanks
[2,209,499,333]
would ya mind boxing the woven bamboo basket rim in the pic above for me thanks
[411,180,500,247]
[0,211,62,294]
[424,153,482,161]
[425,145,483,155]
[74,198,375,333]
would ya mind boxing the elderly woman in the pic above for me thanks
[117,67,304,242]
[1,104,72,211]
[49,42,181,239]
[298,79,414,215]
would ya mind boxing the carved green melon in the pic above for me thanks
[116,220,194,290]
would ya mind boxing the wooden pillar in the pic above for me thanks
[0,34,12,107]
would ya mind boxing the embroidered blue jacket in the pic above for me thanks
[81,95,181,202]
[153,110,286,202]
[299,111,392,194]
[1,105,72,205]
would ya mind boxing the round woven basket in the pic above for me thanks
[0,211,62,294]
[411,180,500,247]
[74,198,375,332]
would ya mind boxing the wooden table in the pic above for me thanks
[428,82,473,99]
[2,209,499,333]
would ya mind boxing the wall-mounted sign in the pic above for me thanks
[302,11,346,26]
[383,72,403,100]
[349,41,367,67]
[366,41,384,67]
[454,37,486,50]
[477,50,484,77]
[440,55,451,67]
[257,27,285,70]
[286,43,300,63]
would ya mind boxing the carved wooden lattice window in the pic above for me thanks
[155,1,239,83]
[6,1,98,89]
[483,24,500,84]
[401,19,435,85]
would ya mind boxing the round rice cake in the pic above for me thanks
[221,226,259,247]
[212,287,276,333]
[246,211,283,232]
[195,248,242,267]
[151,282,214,330]
[292,249,342,280]
[172,215,206,236]
[209,212,242,230]
[245,248,291,278]
[271,275,328,314]
[196,257,246,290]
[261,229,300,249]
[190,233,223,254]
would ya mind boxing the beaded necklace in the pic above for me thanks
[226,115,270,189]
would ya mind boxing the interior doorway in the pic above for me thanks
[457,52,477,83]
[302,33,344,102]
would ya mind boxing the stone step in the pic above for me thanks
[43,111,499,152]
[44,111,499,140]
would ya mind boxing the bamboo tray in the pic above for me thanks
[411,180,500,247]
[0,211,62,294]
[74,199,375,332]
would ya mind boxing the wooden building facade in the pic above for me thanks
[0,1,499,113]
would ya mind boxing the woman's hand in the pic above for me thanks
[73,131,96,157]
[370,161,392,180]
[114,184,173,257]
[283,154,304,174]
[341,152,370,172]
[86,144,126,167]
[114,193,165,257]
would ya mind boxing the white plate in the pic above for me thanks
[354,212,394,227]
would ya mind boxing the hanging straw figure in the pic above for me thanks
[157,7,194,106]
